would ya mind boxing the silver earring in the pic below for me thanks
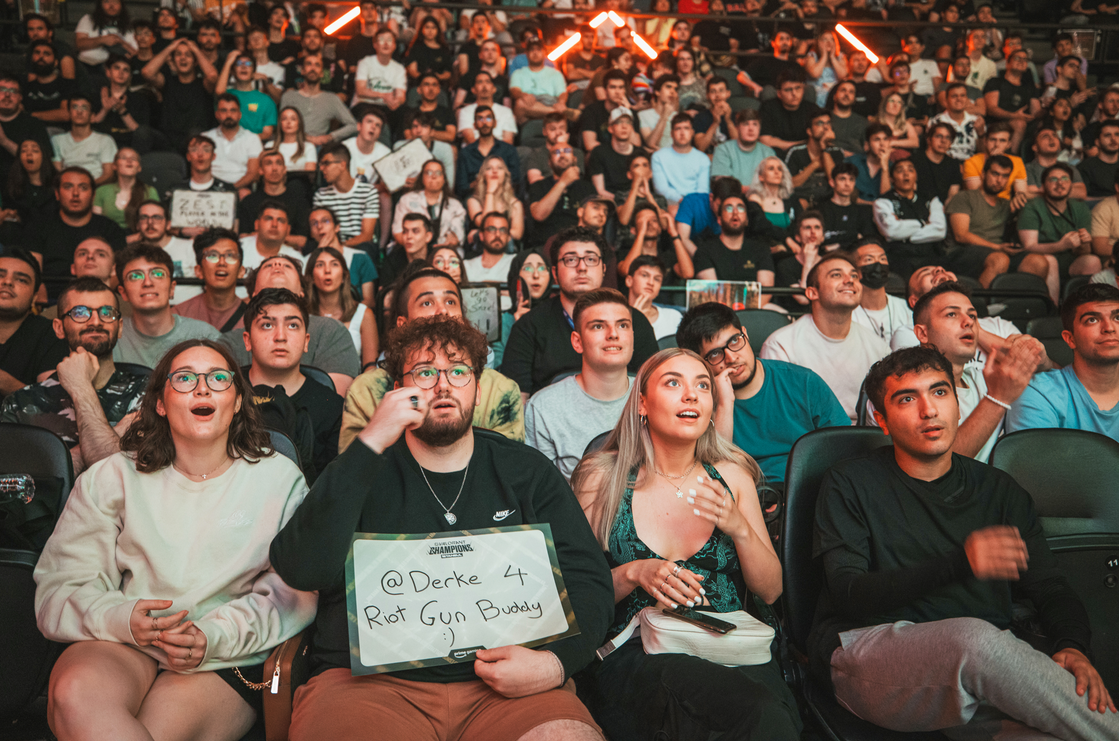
[640,414,647,426]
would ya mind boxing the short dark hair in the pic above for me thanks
[865,122,892,142]
[983,154,1013,174]
[193,227,243,264]
[572,287,631,330]
[258,198,290,221]
[711,176,744,202]
[776,68,806,88]
[115,243,174,286]
[1053,32,1074,48]
[2,248,42,292]
[627,255,665,278]
[245,287,309,332]
[927,121,957,142]
[395,266,462,321]
[550,226,608,267]
[831,161,859,180]
[58,277,117,314]
[1041,162,1074,184]
[670,112,693,130]
[318,141,350,164]
[793,209,824,235]
[912,280,971,326]
[216,92,240,110]
[603,69,628,86]
[402,212,433,232]
[653,73,680,94]
[1061,283,1119,332]
[383,315,488,385]
[944,81,968,97]
[197,18,222,34]
[676,302,742,354]
[481,211,509,230]
[351,103,385,127]
[986,120,1013,138]
[805,252,858,290]
[889,157,916,177]
[864,346,956,417]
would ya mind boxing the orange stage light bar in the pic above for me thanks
[632,32,658,59]
[834,23,878,63]
[589,11,610,28]
[607,10,625,26]
[325,6,360,35]
[548,32,582,61]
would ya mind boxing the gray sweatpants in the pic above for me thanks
[830,617,1119,741]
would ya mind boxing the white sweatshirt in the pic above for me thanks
[34,452,317,672]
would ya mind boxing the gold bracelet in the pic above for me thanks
[232,666,270,691]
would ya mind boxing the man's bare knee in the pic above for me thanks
[518,719,603,741]
[1019,254,1049,276]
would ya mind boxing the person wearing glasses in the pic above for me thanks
[391,159,466,253]
[2,277,146,473]
[693,194,775,306]
[312,142,379,250]
[273,315,609,741]
[172,228,248,333]
[216,51,277,141]
[112,243,220,368]
[463,212,515,284]
[676,301,848,486]
[132,200,201,303]
[36,338,317,741]
[503,227,659,402]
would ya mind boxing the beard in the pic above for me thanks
[30,61,55,77]
[411,396,473,447]
[0,303,30,321]
[70,327,115,358]
[729,361,758,390]
[722,222,746,237]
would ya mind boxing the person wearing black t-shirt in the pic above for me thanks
[1077,121,1119,198]
[759,69,822,160]
[785,110,844,206]
[0,75,53,179]
[910,121,964,205]
[24,42,75,125]
[244,288,342,484]
[579,70,634,152]
[266,6,301,63]
[237,152,311,250]
[586,106,642,198]
[0,251,68,397]
[398,74,455,144]
[140,38,218,155]
[820,163,877,250]
[270,314,613,740]
[694,194,775,298]
[403,16,453,85]
[847,52,883,119]
[527,143,596,248]
[982,49,1040,153]
[741,30,800,95]
[811,346,1119,738]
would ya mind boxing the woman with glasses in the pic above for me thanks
[570,348,801,740]
[35,339,317,741]
[308,207,378,306]
[491,248,550,368]
[467,155,524,244]
[268,107,318,172]
[93,148,159,231]
[391,159,466,252]
[306,246,378,368]
[430,246,465,284]
[747,157,801,233]
[4,139,58,230]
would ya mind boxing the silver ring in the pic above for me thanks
[672,564,682,577]
[188,649,193,660]
[410,395,419,410]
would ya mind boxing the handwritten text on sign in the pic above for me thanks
[169,190,237,230]
[345,525,579,675]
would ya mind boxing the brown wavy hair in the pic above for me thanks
[120,339,273,473]
[382,315,488,385]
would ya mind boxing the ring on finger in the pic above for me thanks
[188,648,193,660]
[672,564,682,577]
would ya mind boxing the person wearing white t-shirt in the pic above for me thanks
[353,27,406,110]
[900,34,942,98]
[202,93,263,198]
[463,212,516,288]
[851,241,913,343]
[240,200,305,270]
[457,71,517,144]
[132,201,203,304]
[912,281,1044,462]
[342,105,391,184]
[625,255,682,341]
[760,253,891,420]
[74,6,136,67]
[51,94,118,184]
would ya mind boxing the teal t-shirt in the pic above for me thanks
[731,358,850,483]
[1006,365,1119,440]
[348,250,378,290]
[229,89,278,135]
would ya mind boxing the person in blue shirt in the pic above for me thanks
[1006,283,1119,439]
[844,123,894,203]
[675,301,850,485]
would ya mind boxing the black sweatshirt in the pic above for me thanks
[270,429,614,683]
[501,295,659,396]
[808,448,1091,687]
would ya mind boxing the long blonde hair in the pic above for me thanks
[470,155,517,212]
[749,156,794,200]
[877,92,909,136]
[571,348,761,549]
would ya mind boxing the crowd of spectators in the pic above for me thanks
[5,0,1119,738]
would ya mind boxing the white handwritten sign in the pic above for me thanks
[373,138,431,193]
[169,190,237,229]
[344,525,579,675]
[461,284,501,342]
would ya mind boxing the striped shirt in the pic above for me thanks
[312,181,379,242]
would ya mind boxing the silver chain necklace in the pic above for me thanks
[418,463,469,525]
[655,458,699,499]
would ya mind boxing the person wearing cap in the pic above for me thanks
[509,38,569,126]
[651,113,711,210]
[587,105,642,199]
[579,69,640,153]
[527,139,597,249]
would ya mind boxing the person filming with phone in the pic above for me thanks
[571,348,802,740]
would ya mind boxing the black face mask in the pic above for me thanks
[860,262,890,290]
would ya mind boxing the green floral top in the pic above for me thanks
[606,463,745,637]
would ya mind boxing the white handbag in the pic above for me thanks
[596,607,775,667]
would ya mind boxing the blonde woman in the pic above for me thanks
[874,93,920,150]
[747,157,801,232]
[467,155,524,242]
[802,30,847,107]
[571,348,800,740]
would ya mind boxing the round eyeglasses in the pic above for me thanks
[703,332,747,365]
[63,305,120,323]
[125,267,169,282]
[405,364,474,389]
[167,369,235,393]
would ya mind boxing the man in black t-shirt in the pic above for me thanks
[1077,121,1119,198]
[398,74,456,144]
[847,52,883,119]
[586,106,642,198]
[693,194,775,296]
[244,287,342,484]
[140,38,218,154]
[819,163,877,250]
[0,74,53,179]
[527,142,595,248]
[811,346,1119,738]
[24,42,75,124]
[785,110,844,206]
[0,251,68,398]
[982,49,1040,153]
[578,69,633,152]
[741,30,800,95]
[909,121,964,205]
[237,151,311,250]
[759,69,821,160]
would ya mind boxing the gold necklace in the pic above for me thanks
[655,458,699,499]
[172,457,230,481]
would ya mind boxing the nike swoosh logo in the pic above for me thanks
[493,510,515,522]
